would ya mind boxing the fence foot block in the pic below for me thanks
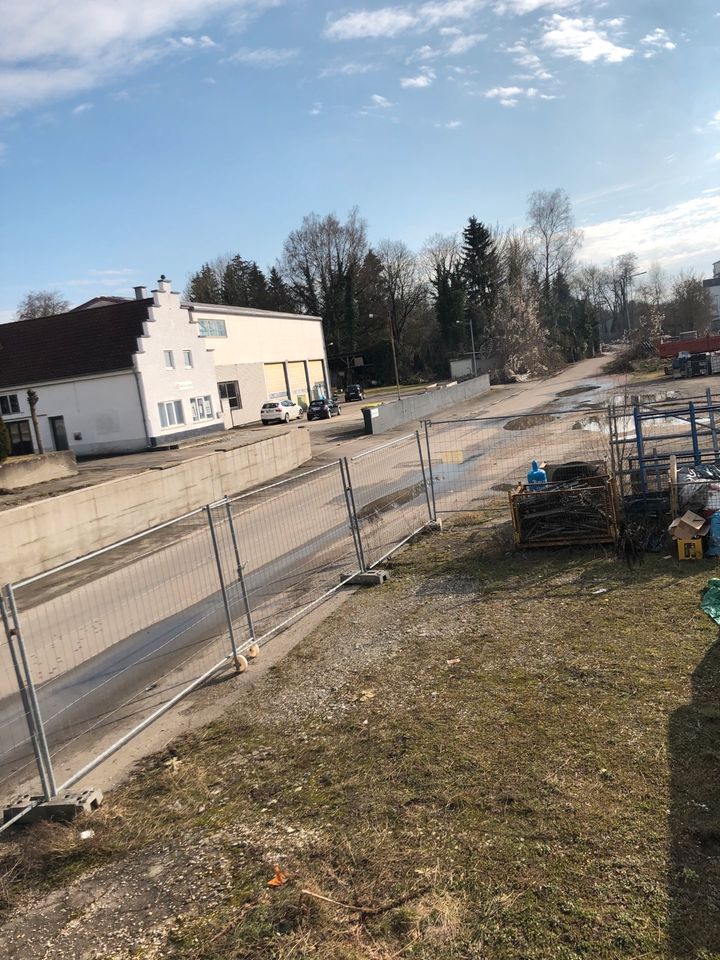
[428,519,443,531]
[3,789,103,825]
[341,570,390,587]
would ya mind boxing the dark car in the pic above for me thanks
[344,383,365,402]
[306,398,341,421]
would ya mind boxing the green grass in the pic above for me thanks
[2,519,720,958]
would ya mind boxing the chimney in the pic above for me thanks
[157,275,171,293]
[134,286,147,300]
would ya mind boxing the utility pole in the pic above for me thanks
[469,319,478,378]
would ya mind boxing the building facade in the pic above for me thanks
[0,277,331,456]
[187,303,329,428]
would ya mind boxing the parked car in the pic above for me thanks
[306,397,341,421]
[344,383,365,402]
[261,399,303,425]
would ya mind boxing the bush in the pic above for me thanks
[0,417,10,462]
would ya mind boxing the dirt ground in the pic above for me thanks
[1,516,719,959]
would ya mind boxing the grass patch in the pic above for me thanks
[2,520,720,958]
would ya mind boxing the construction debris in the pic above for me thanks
[509,475,619,548]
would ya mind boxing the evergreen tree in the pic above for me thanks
[432,260,465,354]
[267,267,298,313]
[247,262,269,309]
[460,217,500,353]
[222,255,251,306]
[186,264,222,303]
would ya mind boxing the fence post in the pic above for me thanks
[689,401,701,466]
[633,403,648,498]
[706,388,719,459]
[415,430,435,522]
[3,585,57,799]
[423,420,438,520]
[340,458,366,573]
[223,500,256,644]
[205,503,242,672]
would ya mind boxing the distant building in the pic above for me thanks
[0,277,330,457]
[703,260,720,326]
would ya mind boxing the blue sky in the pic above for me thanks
[0,0,718,319]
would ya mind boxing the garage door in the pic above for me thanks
[264,363,287,400]
[287,362,309,405]
[308,360,326,399]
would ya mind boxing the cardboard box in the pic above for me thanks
[669,510,710,541]
[677,538,704,560]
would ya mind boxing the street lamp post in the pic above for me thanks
[369,313,401,401]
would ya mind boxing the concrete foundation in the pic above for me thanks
[342,570,390,586]
[0,451,77,491]
[362,375,491,435]
[3,789,103,825]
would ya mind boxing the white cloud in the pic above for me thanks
[325,7,418,39]
[709,110,720,127]
[640,27,676,58]
[319,61,379,77]
[582,194,720,270]
[435,118,462,128]
[310,101,322,115]
[227,47,299,66]
[409,44,440,61]
[484,83,554,105]
[400,66,436,87]
[0,0,282,116]
[503,41,553,79]
[173,34,216,48]
[494,0,577,13]
[540,15,633,64]
[325,0,484,40]
[371,93,393,107]
[714,152,720,161]
[447,32,487,54]
[71,101,93,114]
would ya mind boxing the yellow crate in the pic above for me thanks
[677,538,704,560]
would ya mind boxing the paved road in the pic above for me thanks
[0,356,621,797]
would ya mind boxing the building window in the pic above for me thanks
[183,350,193,369]
[0,394,20,416]
[190,395,214,422]
[197,318,227,338]
[164,350,175,369]
[158,400,185,428]
[218,381,241,410]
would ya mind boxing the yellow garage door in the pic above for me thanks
[308,360,326,399]
[287,362,309,405]
[264,363,287,400]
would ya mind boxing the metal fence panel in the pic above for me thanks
[427,409,613,514]
[349,433,432,567]
[8,508,236,795]
[228,462,360,645]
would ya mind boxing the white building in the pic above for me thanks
[704,260,720,325]
[188,303,329,428]
[0,277,330,456]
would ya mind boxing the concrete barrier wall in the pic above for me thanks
[363,375,491,435]
[2,429,311,584]
[0,451,77,491]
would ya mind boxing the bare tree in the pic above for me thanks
[280,207,368,350]
[26,389,43,454]
[527,188,582,288]
[375,239,427,346]
[666,271,714,335]
[16,290,70,320]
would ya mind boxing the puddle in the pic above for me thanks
[504,414,556,431]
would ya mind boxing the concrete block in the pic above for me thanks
[341,570,389,586]
[428,519,443,531]
[3,788,103,825]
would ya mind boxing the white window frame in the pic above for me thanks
[190,395,214,422]
[164,350,175,370]
[158,400,185,428]
[183,350,193,369]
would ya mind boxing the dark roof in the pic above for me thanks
[0,299,152,389]
[71,296,132,311]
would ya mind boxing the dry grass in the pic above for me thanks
[2,518,720,958]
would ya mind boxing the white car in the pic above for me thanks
[261,399,303,425]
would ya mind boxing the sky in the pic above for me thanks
[0,0,718,320]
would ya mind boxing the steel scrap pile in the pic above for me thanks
[510,476,619,548]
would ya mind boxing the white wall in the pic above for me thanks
[191,306,327,366]
[1,372,147,456]
[135,280,225,444]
